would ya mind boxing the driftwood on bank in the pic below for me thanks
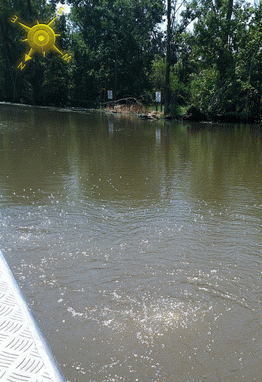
[102,97,139,107]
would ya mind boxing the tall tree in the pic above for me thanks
[164,0,171,115]
[68,0,164,103]
[0,0,72,105]
[189,0,252,114]
[164,0,200,114]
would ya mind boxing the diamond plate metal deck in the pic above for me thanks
[0,250,66,382]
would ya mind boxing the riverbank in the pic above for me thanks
[104,104,164,120]
[1,101,261,124]
[0,101,165,121]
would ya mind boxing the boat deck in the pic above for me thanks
[0,250,66,382]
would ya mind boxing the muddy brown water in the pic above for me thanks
[1,103,262,381]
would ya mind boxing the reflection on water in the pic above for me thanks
[1,104,262,381]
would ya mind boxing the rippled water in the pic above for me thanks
[1,104,262,381]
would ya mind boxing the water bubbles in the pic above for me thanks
[112,291,121,300]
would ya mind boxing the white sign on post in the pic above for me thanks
[108,90,113,100]
[156,92,161,103]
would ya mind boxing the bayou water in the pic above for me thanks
[1,103,262,381]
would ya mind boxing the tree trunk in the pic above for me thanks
[223,0,233,46]
[0,21,17,102]
[27,0,33,18]
[114,11,119,101]
[164,0,171,116]
[226,0,233,22]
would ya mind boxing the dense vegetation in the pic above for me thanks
[0,0,262,121]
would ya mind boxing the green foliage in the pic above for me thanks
[0,0,262,121]
[190,65,219,111]
[68,0,165,102]
[150,56,166,93]
[150,53,190,108]
[169,103,184,118]
[0,0,72,105]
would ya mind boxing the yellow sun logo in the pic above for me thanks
[11,8,72,70]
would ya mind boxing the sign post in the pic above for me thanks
[156,91,161,111]
[108,90,113,109]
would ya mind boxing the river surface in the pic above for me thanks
[1,103,262,382]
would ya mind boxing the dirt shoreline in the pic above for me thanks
[0,101,165,121]
[1,101,260,124]
[104,104,164,120]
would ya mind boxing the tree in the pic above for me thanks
[68,0,165,103]
[164,0,171,115]
[186,0,261,118]
[0,0,72,105]
[164,0,200,115]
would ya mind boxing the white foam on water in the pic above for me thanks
[67,295,213,344]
